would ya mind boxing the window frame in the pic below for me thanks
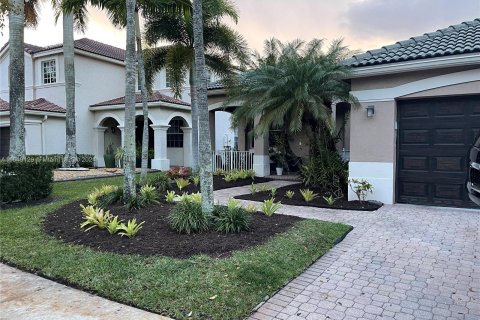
[167,118,184,148]
[41,59,57,85]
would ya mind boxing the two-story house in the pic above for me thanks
[0,38,236,169]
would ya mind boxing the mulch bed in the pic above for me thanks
[43,200,302,259]
[235,183,382,211]
[169,176,272,193]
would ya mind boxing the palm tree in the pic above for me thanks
[192,0,213,213]
[143,0,249,172]
[123,0,137,201]
[61,11,79,167]
[228,38,359,156]
[6,0,40,159]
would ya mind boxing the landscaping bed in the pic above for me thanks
[170,175,272,193]
[235,183,382,211]
[43,199,302,258]
[0,176,352,319]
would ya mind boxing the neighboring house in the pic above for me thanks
[344,19,479,208]
[0,38,235,169]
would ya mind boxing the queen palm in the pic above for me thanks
[228,38,359,156]
[4,0,41,159]
[143,0,249,171]
[191,0,213,212]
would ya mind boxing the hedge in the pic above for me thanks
[25,154,95,168]
[0,160,55,203]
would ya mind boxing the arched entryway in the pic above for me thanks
[95,117,121,167]
[135,116,154,168]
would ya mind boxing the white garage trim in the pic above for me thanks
[351,68,480,102]
[349,162,395,204]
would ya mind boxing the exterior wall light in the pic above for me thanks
[366,105,375,118]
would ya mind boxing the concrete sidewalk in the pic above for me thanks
[0,264,169,320]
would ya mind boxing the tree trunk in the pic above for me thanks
[192,0,214,213]
[189,63,199,172]
[123,0,137,201]
[62,13,79,168]
[135,9,149,185]
[8,0,26,160]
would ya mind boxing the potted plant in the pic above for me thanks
[103,143,116,168]
[270,147,286,176]
[114,147,124,168]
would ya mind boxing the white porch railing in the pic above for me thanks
[212,150,254,171]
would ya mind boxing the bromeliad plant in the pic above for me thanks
[285,190,295,199]
[270,187,277,198]
[323,195,336,206]
[192,175,200,187]
[249,183,257,195]
[261,198,282,217]
[80,204,112,231]
[87,185,119,207]
[300,189,319,202]
[139,184,159,204]
[117,219,145,238]
[244,203,257,213]
[226,197,241,210]
[175,178,190,190]
[165,190,176,203]
[106,216,124,235]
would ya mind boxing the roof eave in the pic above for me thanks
[89,101,190,111]
[0,110,66,117]
[347,53,480,78]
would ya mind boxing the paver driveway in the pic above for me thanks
[216,183,480,320]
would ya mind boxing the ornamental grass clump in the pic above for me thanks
[213,206,250,233]
[168,200,210,234]
[149,173,171,192]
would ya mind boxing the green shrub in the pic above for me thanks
[139,184,159,204]
[96,187,123,209]
[126,195,145,210]
[300,151,348,193]
[0,160,54,203]
[148,172,171,192]
[213,206,250,233]
[348,178,373,202]
[168,200,210,234]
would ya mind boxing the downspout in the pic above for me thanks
[41,115,47,154]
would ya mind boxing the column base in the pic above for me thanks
[151,158,171,171]
[253,155,270,177]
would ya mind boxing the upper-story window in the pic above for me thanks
[42,59,56,84]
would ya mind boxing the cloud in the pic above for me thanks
[343,0,479,43]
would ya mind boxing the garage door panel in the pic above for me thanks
[397,95,479,208]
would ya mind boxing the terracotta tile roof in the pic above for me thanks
[344,19,480,67]
[0,98,66,113]
[207,80,225,90]
[91,91,190,107]
[1,38,126,62]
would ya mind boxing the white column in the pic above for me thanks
[93,126,107,167]
[117,125,125,147]
[181,126,192,168]
[150,124,170,170]
[253,116,270,177]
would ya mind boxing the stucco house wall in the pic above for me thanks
[348,67,480,204]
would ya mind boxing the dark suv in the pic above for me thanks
[467,134,480,206]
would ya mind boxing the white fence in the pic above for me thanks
[212,150,254,172]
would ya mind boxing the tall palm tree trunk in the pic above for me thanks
[123,0,137,201]
[8,0,26,160]
[62,13,79,168]
[192,0,213,213]
[135,9,149,185]
[189,63,199,172]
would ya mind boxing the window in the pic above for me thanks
[206,68,212,83]
[42,59,56,84]
[167,118,184,148]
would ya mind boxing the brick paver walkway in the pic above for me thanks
[216,182,480,320]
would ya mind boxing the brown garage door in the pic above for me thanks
[397,95,480,208]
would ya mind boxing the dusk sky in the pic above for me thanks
[0,0,479,54]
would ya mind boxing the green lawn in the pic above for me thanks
[0,177,352,319]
